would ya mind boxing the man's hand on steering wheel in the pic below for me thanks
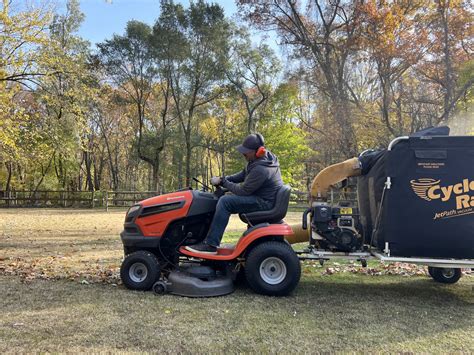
[210,176,223,186]
[211,176,228,198]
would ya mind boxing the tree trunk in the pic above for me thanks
[440,3,454,121]
[185,137,192,187]
[379,68,396,136]
[332,95,358,157]
[152,160,160,192]
[5,162,13,207]
[94,156,104,191]
[320,60,358,158]
[30,153,54,198]
[100,120,119,191]
[54,154,66,189]
[84,150,94,192]
[222,115,226,175]
[183,112,193,187]
[247,109,254,134]
[177,153,183,190]
[5,161,13,193]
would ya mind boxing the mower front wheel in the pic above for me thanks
[120,251,160,290]
[245,241,301,296]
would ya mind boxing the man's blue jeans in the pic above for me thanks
[205,195,273,247]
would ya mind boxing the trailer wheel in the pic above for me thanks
[245,241,301,296]
[427,266,435,278]
[120,251,160,290]
[429,267,462,284]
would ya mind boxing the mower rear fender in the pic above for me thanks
[179,223,294,261]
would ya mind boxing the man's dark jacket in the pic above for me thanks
[222,151,283,204]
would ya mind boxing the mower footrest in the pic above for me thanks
[179,246,234,258]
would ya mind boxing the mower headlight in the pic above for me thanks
[127,205,141,216]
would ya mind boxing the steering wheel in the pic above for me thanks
[192,177,211,191]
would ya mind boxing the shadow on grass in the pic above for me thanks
[229,276,473,350]
[299,276,472,301]
[1,274,473,352]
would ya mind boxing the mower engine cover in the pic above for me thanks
[120,189,218,255]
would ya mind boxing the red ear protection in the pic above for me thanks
[256,146,266,158]
[255,133,266,158]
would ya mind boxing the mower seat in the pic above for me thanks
[239,185,291,226]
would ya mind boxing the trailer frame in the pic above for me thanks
[296,247,474,269]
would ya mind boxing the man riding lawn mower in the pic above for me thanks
[120,128,474,297]
[185,133,283,254]
[120,133,301,297]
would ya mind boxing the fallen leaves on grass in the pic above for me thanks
[322,262,425,276]
[0,256,121,285]
[321,261,473,277]
[3,256,472,285]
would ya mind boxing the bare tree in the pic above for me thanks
[239,0,362,156]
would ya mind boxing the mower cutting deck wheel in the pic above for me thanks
[245,241,301,296]
[120,251,161,290]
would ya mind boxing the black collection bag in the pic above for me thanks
[358,132,474,259]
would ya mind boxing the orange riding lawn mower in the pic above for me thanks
[119,129,474,297]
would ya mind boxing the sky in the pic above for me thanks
[75,0,243,46]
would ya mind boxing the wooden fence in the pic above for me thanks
[0,189,357,210]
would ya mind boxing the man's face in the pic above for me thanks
[243,150,256,162]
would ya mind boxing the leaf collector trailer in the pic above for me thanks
[119,129,474,297]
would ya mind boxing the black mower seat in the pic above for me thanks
[239,185,291,226]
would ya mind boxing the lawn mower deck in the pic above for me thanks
[153,264,235,298]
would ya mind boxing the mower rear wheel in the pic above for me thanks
[120,251,160,290]
[429,267,462,284]
[245,241,301,296]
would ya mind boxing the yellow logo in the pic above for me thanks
[410,178,440,201]
[410,178,474,209]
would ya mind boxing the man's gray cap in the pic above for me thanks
[237,134,263,154]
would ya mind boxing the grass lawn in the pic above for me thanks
[1,209,473,353]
